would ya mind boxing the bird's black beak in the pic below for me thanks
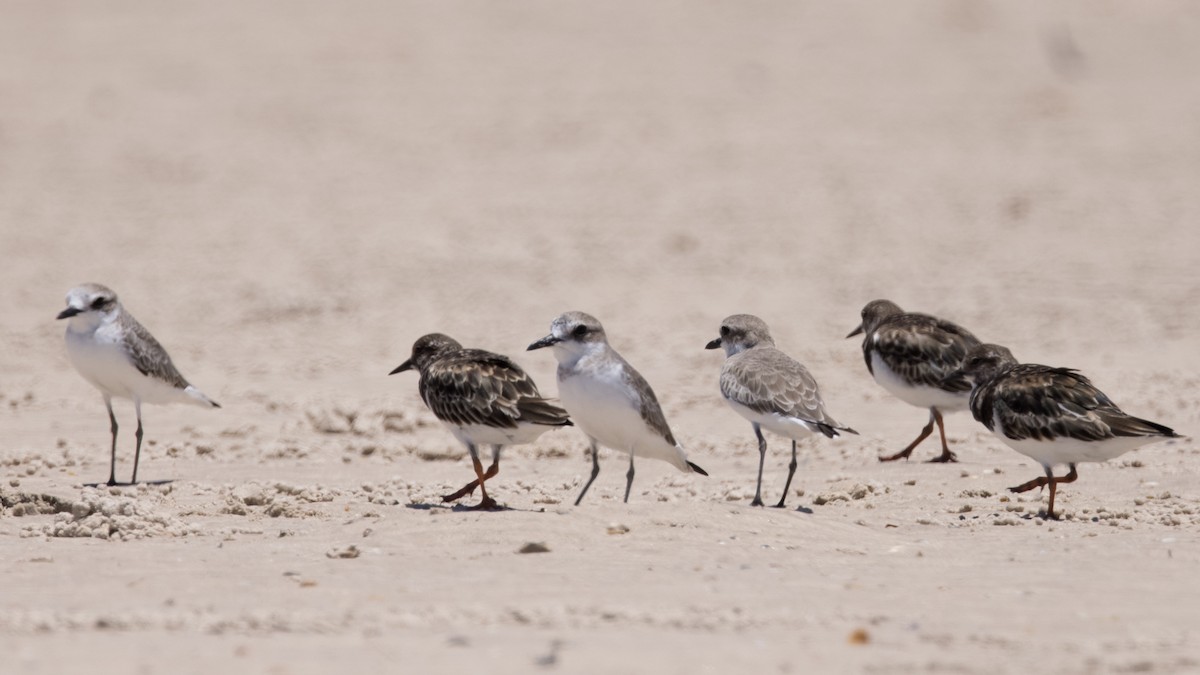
[389,359,413,375]
[705,337,722,350]
[56,307,81,320]
[527,335,559,351]
[846,323,864,339]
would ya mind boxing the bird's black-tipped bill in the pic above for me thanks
[846,324,864,338]
[389,359,414,375]
[705,338,722,350]
[527,335,559,351]
[56,307,82,320]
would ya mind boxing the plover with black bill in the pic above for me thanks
[949,343,1181,519]
[527,312,707,505]
[706,314,857,507]
[390,333,572,510]
[847,299,981,463]
[57,283,220,486]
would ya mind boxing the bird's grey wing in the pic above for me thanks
[615,355,678,446]
[721,350,852,435]
[123,317,190,389]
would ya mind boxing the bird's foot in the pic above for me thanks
[926,451,958,463]
[469,497,503,511]
[749,497,765,507]
[441,481,479,503]
[1008,477,1048,494]
[877,449,913,463]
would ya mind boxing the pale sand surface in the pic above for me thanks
[2,1,1200,673]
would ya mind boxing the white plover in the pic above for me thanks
[707,314,857,507]
[951,343,1181,519]
[527,312,707,505]
[848,299,981,463]
[58,283,220,486]
[390,333,571,510]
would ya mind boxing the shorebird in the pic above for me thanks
[950,343,1181,519]
[527,312,707,505]
[390,333,571,510]
[848,299,981,462]
[58,283,220,486]
[707,314,857,507]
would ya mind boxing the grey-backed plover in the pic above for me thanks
[58,283,220,486]
[527,312,707,505]
[707,314,856,507]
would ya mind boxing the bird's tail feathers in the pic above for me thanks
[1107,414,1179,439]
[815,422,859,438]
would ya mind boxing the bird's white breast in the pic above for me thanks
[65,321,187,404]
[557,355,687,469]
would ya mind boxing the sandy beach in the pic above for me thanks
[2,1,1199,673]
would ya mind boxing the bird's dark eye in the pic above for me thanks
[719,326,730,336]
[572,324,588,337]
[90,297,106,310]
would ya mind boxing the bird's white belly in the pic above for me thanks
[724,399,815,443]
[993,415,1160,468]
[558,372,687,469]
[871,352,967,411]
[447,422,553,448]
[65,330,185,404]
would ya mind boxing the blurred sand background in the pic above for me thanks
[2,1,1200,673]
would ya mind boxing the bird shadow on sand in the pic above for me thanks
[404,501,547,514]
[82,479,176,488]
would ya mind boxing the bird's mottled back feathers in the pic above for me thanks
[865,313,980,392]
[971,363,1179,443]
[420,349,571,430]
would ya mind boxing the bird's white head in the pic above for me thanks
[57,283,120,331]
[527,311,608,363]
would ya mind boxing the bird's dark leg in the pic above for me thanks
[879,411,934,462]
[623,450,635,504]
[441,444,502,503]
[574,440,601,506]
[751,424,767,507]
[927,408,958,463]
[105,396,118,487]
[774,440,799,508]
[129,399,144,485]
